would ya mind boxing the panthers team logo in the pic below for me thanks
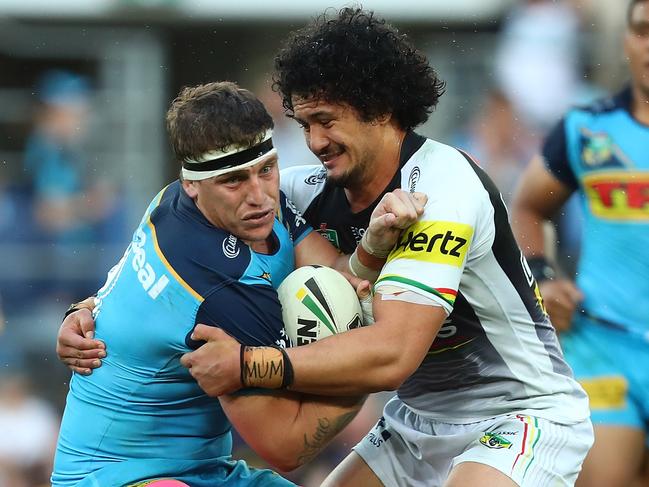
[480,432,513,449]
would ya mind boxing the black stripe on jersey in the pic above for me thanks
[457,150,547,325]
[399,291,520,398]
[400,131,427,166]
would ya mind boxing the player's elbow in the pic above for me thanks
[257,449,302,472]
[380,366,410,391]
[273,459,301,473]
[374,356,417,391]
[382,375,405,392]
[246,431,308,472]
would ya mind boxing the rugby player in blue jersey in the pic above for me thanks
[512,1,649,485]
[51,80,423,486]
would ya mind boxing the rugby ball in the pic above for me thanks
[278,265,363,347]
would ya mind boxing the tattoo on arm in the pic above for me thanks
[242,346,285,389]
[296,410,359,466]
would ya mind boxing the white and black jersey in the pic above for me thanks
[280,132,589,425]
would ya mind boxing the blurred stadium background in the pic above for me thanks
[0,0,630,485]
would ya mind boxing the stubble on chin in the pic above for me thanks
[326,160,370,189]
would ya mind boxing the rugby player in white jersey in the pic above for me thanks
[181,8,594,487]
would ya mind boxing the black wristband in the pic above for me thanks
[276,346,294,389]
[63,302,90,320]
[239,344,246,388]
[527,256,556,283]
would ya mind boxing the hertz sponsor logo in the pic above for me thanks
[387,221,473,267]
[584,171,649,221]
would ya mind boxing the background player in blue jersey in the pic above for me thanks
[51,80,424,486]
[512,1,649,486]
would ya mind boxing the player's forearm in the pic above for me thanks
[510,204,549,258]
[291,394,365,468]
[511,154,573,259]
[240,300,443,396]
[220,392,364,471]
[286,321,415,395]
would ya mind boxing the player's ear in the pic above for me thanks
[182,180,199,199]
[372,112,392,126]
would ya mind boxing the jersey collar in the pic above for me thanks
[400,131,427,168]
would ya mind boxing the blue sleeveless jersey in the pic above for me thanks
[543,87,649,333]
[52,181,311,486]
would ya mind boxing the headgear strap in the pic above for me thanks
[182,130,276,181]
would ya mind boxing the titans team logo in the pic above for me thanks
[579,129,630,169]
[258,271,272,284]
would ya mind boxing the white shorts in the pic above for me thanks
[353,396,593,487]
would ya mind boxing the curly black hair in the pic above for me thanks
[273,7,446,131]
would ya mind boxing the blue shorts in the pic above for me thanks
[73,457,296,487]
[561,314,649,443]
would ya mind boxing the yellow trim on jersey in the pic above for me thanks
[579,376,628,409]
[152,185,169,206]
[387,220,473,268]
[147,218,204,303]
[427,337,476,355]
